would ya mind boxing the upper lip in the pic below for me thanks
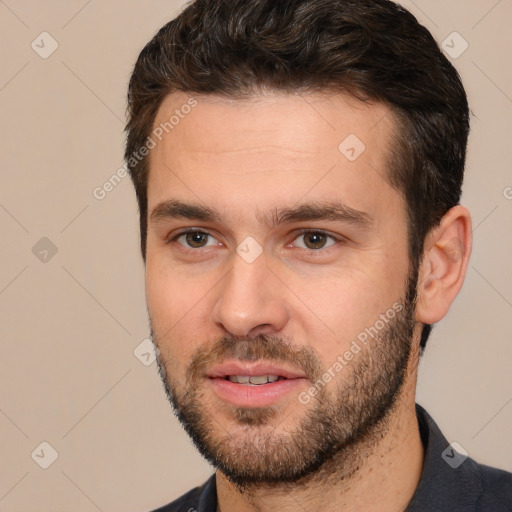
[207,361,307,380]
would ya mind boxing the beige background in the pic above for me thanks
[0,0,511,510]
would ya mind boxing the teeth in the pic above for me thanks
[250,375,270,385]
[227,375,280,385]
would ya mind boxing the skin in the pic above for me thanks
[144,90,472,512]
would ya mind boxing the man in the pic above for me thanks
[124,0,512,510]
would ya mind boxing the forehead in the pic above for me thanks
[152,90,395,158]
[147,90,402,225]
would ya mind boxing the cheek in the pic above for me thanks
[289,269,385,336]
[145,259,206,360]
[145,250,206,316]
[287,265,406,373]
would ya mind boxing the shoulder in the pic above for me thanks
[148,474,216,512]
[150,487,202,512]
[408,405,512,512]
[475,462,512,511]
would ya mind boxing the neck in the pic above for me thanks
[216,364,423,512]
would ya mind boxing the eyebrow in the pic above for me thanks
[149,199,373,229]
[150,200,221,224]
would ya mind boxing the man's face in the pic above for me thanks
[145,91,419,485]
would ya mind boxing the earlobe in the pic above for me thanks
[415,205,472,325]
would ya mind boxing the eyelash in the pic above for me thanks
[166,228,344,253]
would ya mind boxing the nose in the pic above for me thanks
[210,248,290,338]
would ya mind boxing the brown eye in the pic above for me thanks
[172,231,217,248]
[185,232,209,247]
[293,231,336,250]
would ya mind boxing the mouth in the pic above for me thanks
[224,374,286,385]
[206,361,308,407]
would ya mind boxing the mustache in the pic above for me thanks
[186,333,324,383]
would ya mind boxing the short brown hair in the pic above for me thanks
[125,0,470,350]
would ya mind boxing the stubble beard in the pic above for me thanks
[152,270,418,489]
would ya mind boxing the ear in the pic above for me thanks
[415,205,472,325]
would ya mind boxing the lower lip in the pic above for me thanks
[208,377,307,407]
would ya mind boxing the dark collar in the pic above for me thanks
[406,403,483,511]
[175,404,510,512]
